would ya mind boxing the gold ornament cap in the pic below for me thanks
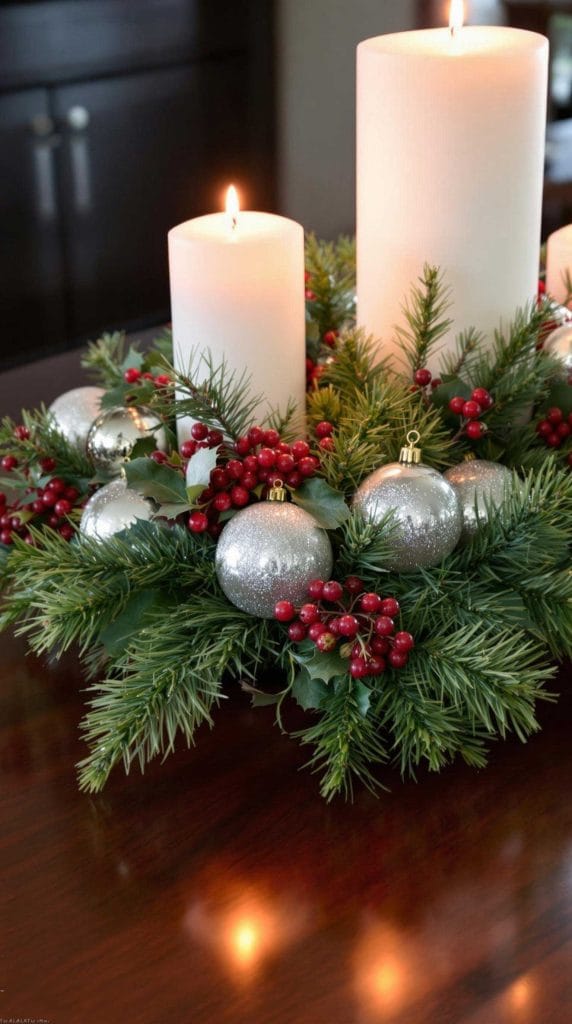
[464,451,477,462]
[399,430,422,465]
[268,479,287,502]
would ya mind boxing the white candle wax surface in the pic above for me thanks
[168,210,305,441]
[357,26,549,369]
[546,224,572,306]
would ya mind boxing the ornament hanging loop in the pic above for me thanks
[399,430,422,465]
[268,478,287,502]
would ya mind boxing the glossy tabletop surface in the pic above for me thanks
[1,625,571,1024]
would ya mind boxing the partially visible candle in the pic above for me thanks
[546,224,572,305]
[356,13,548,367]
[168,187,305,441]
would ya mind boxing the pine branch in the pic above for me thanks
[305,234,356,339]
[395,264,453,372]
[81,331,130,388]
[0,408,94,491]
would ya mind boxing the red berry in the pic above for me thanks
[471,387,492,409]
[0,530,12,545]
[1,455,17,472]
[349,657,368,678]
[298,456,319,477]
[414,368,432,387]
[14,425,30,441]
[536,420,552,438]
[248,426,265,447]
[299,603,320,625]
[230,485,250,508]
[235,437,251,456]
[344,576,364,596]
[241,472,258,490]
[54,498,71,517]
[466,421,485,440]
[547,407,563,426]
[226,459,244,480]
[374,615,394,637]
[39,457,56,473]
[308,621,327,641]
[191,423,209,441]
[213,491,232,512]
[0,493,5,506]
[48,514,60,528]
[0,514,11,528]
[371,636,390,655]
[462,400,482,420]
[274,600,296,622]
[150,450,168,464]
[263,429,280,447]
[257,467,269,483]
[64,487,79,503]
[291,440,310,461]
[337,614,360,638]
[276,453,295,474]
[32,499,44,514]
[257,447,276,468]
[208,522,223,540]
[323,330,338,348]
[322,580,344,603]
[546,432,561,448]
[394,631,415,652]
[124,367,141,384]
[243,455,258,473]
[47,477,65,494]
[210,468,229,491]
[319,437,335,452]
[367,655,386,675]
[360,592,382,614]
[329,617,343,636]
[389,650,409,669]
[307,579,325,600]
[288,620,307,642]
[305,289,316,301]
[286,471,303,489]
[41,490,57,507]
[276,442,291,454]
[207,429,224,448]
[431,378,442,389]
[142,372,154,381]
[316,631,337,652]
[59,524,75,541]
[315,421,334,439]
[557,422,571,439]
[380,597,400,617]
[154,374,171,387]
[187,510,208,533]
[567,453,572,468]
[449,396,465,415]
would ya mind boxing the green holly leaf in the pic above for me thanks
[291,477,349,529]
[125,458,188,505]
[292,667,328,710]
[186,446,219,490]
[99,589,174,656]
[542,381,572,417]
[120,345,144,372]
[240,681,284,707]
[431,376,472,409]
[352,679,371,718]
[130,435,157,460]
[293,641,348,683]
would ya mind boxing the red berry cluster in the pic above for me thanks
[448,387,493,440]
[536,407,572,465]
[274,577,414,678]
[0,427,82,546]
[411,367,442,393]
[185,422,322,537]
[123,367,171,389]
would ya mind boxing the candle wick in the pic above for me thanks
[450,24,456,39]
[232,214,238,231]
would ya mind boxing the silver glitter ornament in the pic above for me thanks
[352,431,462,572]
[80,478,153,541]
[48,386,105,450]
[215,483,333,618]
[544,322,572,374]
[86,405,167,475]
[444,459,514,543]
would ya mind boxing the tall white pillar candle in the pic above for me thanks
[546,224,572,306]
[357,22,548,368]
[168,191,305,441]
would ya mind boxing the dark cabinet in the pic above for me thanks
[0,0,276,369]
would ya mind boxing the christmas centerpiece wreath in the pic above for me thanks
[1,238,571,800]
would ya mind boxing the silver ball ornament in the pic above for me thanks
[48,386,105,450]
[215,500,333,618]
[444,460,514,543]
[352,435,462,571]
[86,405,167,475]
[80,478,153,541]
[544,323,572,374]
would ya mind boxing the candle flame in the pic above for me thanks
[449,0,464,37]
[226,184,239,231]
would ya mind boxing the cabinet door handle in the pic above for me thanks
[30,113,56,138]
[66,106,90,132]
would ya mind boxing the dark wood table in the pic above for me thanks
[2,351,572,1023]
